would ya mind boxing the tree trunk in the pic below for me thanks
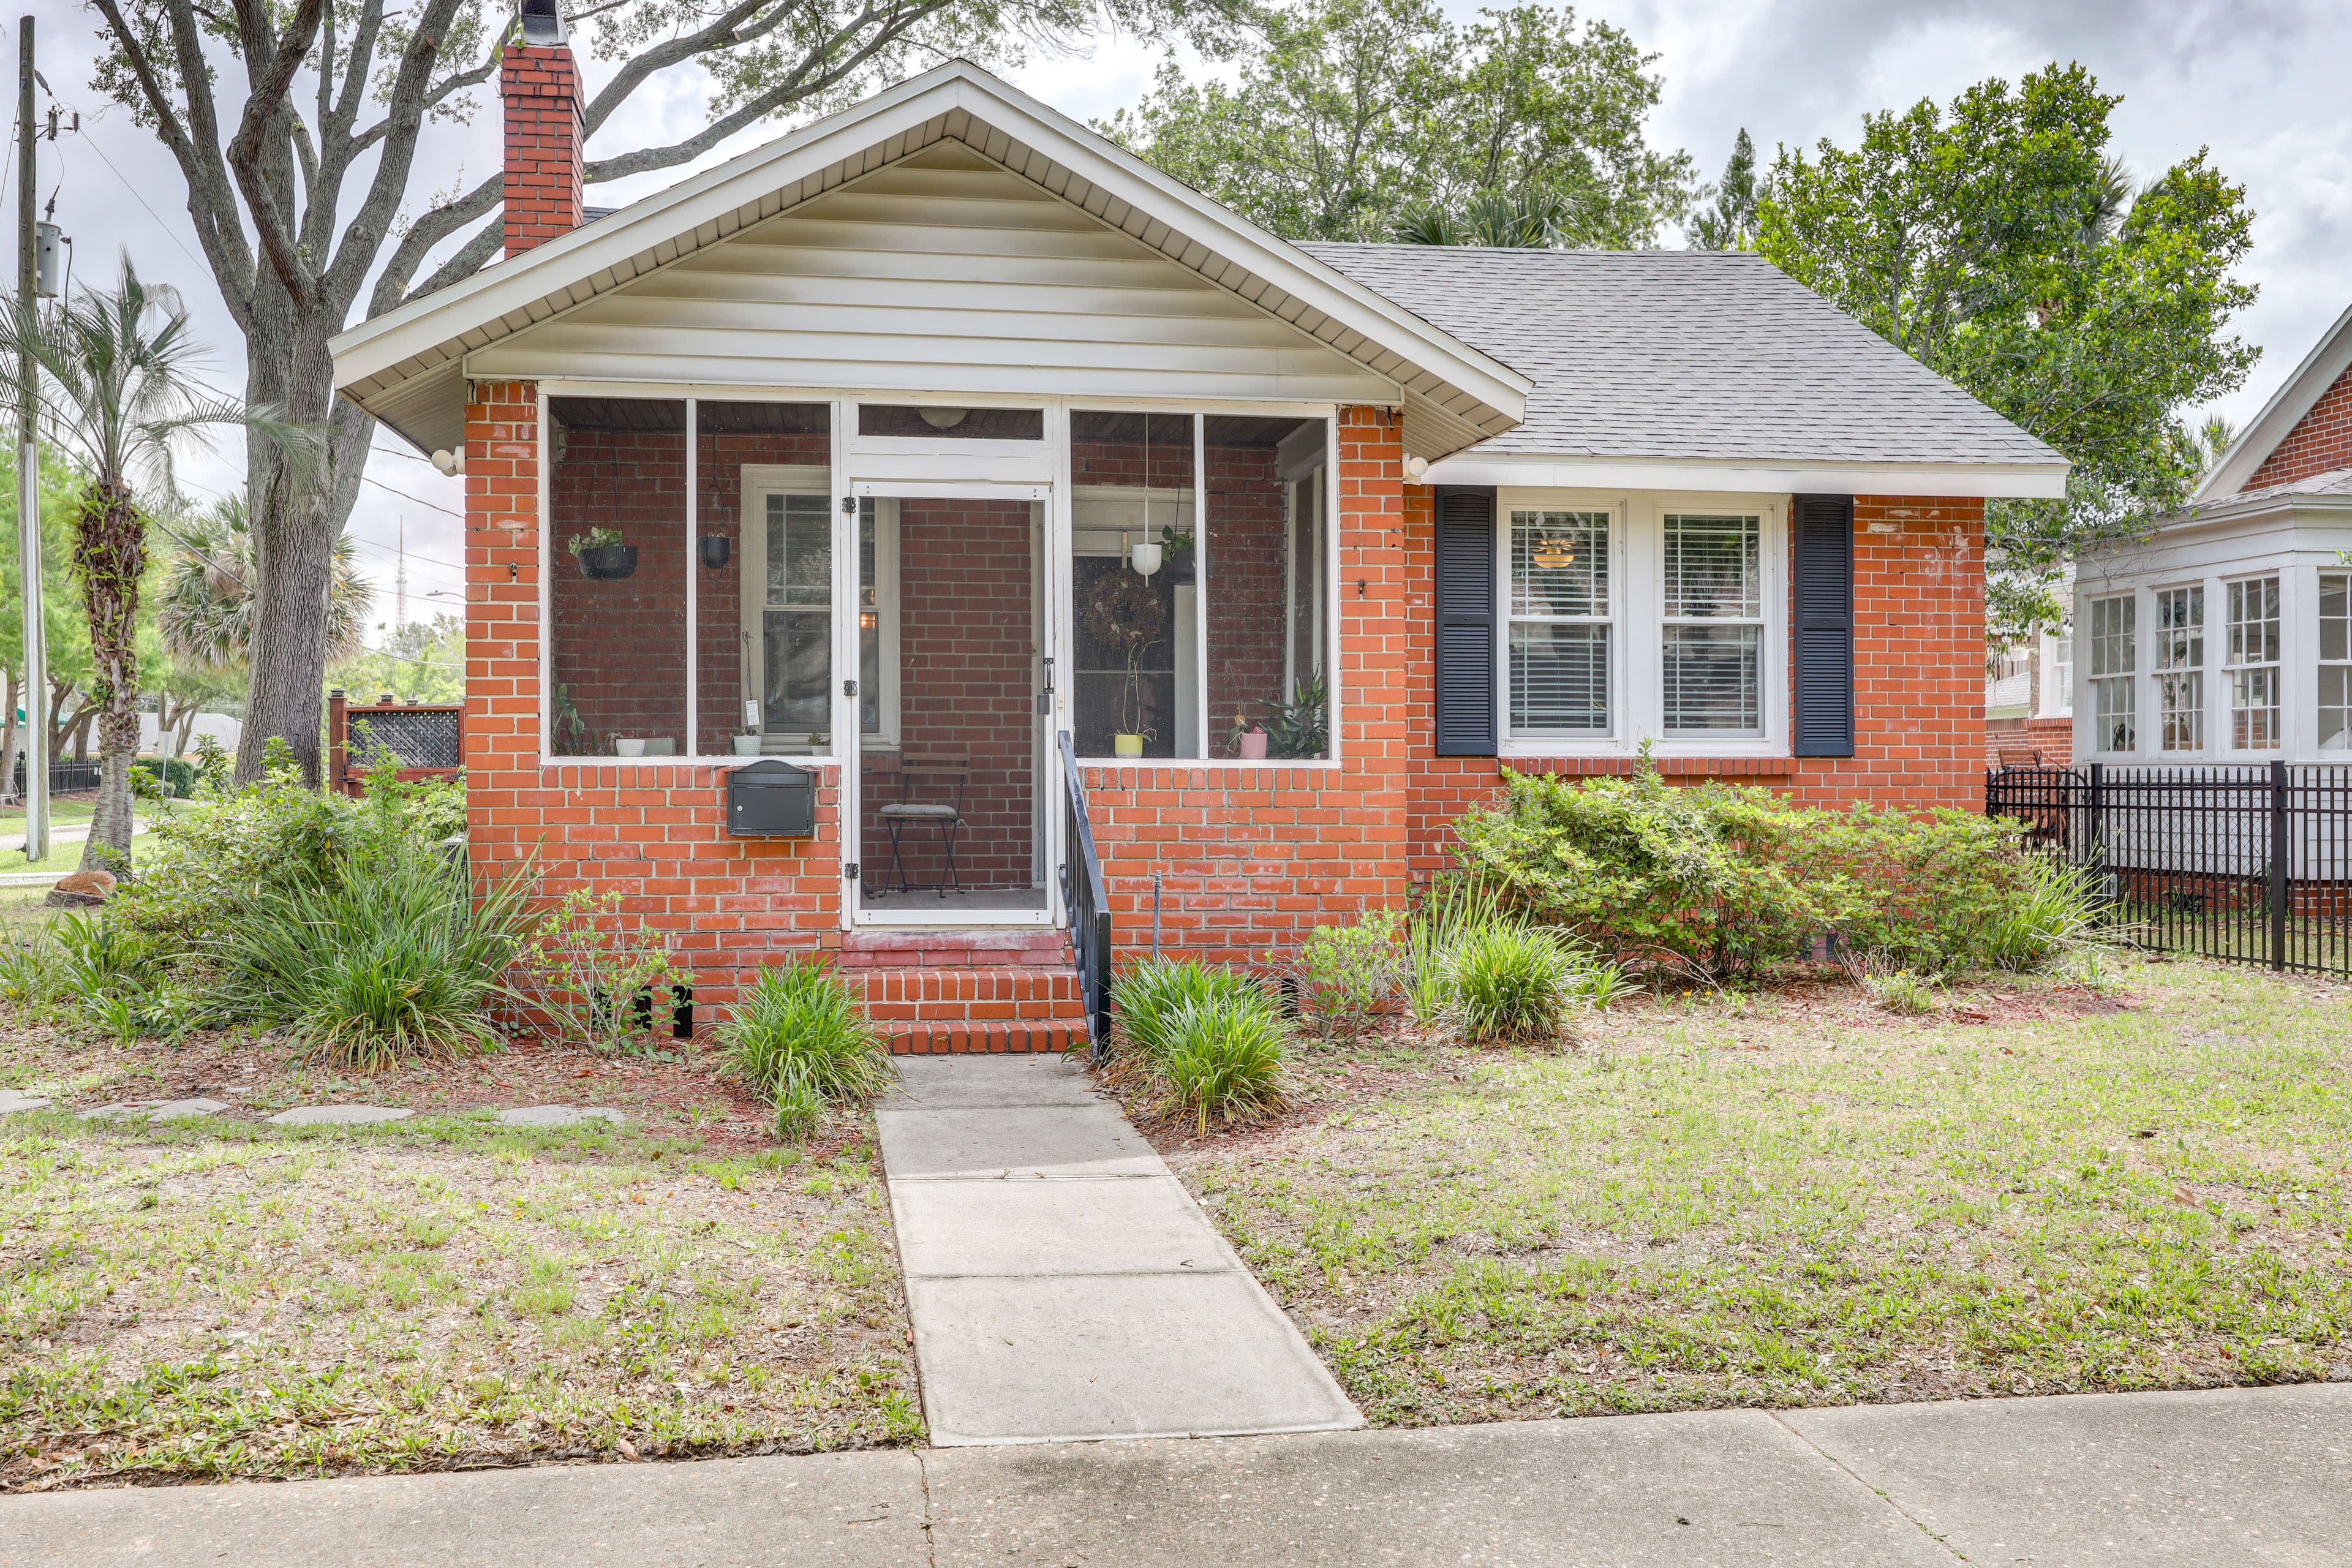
[235,274,372,788]
[75,483,146,872]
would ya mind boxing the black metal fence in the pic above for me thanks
[10,758,172,797]
[1985,763,2352,976]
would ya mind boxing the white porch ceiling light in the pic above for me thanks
[431,448,464,475]
[918,406,968,429]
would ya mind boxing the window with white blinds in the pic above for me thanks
[1508,508,1611,733]
[1661,512,1763,734]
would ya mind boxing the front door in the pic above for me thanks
[846,486,1057,924]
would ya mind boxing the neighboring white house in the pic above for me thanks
[1986,565,2073,765]
[2073,304,2352,766]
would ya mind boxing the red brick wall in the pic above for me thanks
[873,499,1037,889]
[2247,360,2352,491]
[473,385,1992,990]
[466,385,843,1008]
[501,46,582,257]
[1204,442,1292,735]
[1402,492,1988,876]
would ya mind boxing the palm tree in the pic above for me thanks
[0,259,309,872]
[156,494,369,676]
[1392,189,1567,248]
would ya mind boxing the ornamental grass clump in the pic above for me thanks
[720,963,895,1139]
[1108,959,1291,1131]
[1155,999,1291,1134]
[1441,923,1591,1046]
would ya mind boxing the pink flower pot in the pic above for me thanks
[1237,729,1269,760]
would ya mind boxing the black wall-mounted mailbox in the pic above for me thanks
[726,759,816,837]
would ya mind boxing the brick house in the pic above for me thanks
[328,54,2066,1050]
[2072,302,2352,764]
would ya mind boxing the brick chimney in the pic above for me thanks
[501,0,582,257]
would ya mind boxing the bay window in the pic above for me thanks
[2323,573,2352,752]
[2088,594,2136,753]
[2153,586,2203,752]
[2226,576,2281,750]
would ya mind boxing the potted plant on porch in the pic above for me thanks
[1083,571,1165,758]
[568,527,638,581]
[731,726,763,756]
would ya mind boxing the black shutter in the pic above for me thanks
[1792,493,1855,758]
[1433,486,1498,756]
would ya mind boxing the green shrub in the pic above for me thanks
[1853,962,1942,1016]
[1276,910,1405,1041]
[203,834,533,1068]
[110,752,354,954]
[1442,924,1589,1045]
[134,756,197,799]
[719,964,895,1139]
[1404,873,1512,1023]
[1109,959,1276,1064]
[1452,764,1833,981]
[1152,998,1291,1134]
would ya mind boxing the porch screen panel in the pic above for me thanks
[1208,415,1330,760]
[547,396,688,758]
[1069,412,1197,758]
[694,401,831,756]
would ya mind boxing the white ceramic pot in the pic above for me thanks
[732,734,763,756]
[616,737,647,758]
[1113,733,1145,758]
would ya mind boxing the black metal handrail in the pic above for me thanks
[1986,762,2352,976]
[1059,730,1114,1060]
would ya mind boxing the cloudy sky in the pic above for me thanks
[17,0,2348,640]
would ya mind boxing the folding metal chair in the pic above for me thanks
[876,748,971,897]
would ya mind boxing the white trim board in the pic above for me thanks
[1422,455,2069,500]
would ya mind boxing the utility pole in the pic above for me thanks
[15,14,46,863]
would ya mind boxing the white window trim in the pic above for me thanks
[2084,589,2139,758]
[2220,571,2284,756]
[2320,568,2352,754]
[1496,489,1787,759]
[2150,582,2205,755]
[2037,627,2073,718]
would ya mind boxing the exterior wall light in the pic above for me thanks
[919,407,969,429]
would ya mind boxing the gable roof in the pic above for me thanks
[330,61,1529,460]
[1302,244,2067,494]
[2195,300,2352,502]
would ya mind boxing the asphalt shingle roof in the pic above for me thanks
[1300,244,2064,469]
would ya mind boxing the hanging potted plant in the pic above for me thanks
[1159,524,1196,585]
[1083,570,1166,757]
[569,527,638,581]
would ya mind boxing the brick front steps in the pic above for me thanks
[838,930,1092,1055]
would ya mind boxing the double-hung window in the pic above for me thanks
[2226,576,2281,750]
[2322,572,2352,752]
[2043,630,2073,716]
[1660,512,1765,735]
[2153,586,2203,752]
[1508,508,1612,734]
[2088,594,2136,753]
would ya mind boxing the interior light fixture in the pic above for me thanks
[918,407,969,430]
[1532,539,1577,570]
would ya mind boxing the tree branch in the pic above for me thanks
[225,0,333,311]
[322,0,472,304]
[371,170,504,317]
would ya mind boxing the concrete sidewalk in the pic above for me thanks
[876,1054,1359,1446]
[4,1384,2345,1566]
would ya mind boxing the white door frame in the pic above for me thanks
[835,395,1066,931]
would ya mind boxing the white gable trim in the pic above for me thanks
[331,61,1526,456]
[2196,300,2352,501]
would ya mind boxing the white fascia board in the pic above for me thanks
[330,61,1529,424]
[1418,453,2070,499]
[2195,300,2352,502]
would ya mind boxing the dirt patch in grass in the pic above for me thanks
[0,1026,918,1491]
[1140,959,2352,1427]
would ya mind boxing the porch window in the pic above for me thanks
[2322,573,2352,751]
[1508,508,1611,734]
[2087,593,2136,753]
[2225,576,2281,751]
[1067,411,1332,760]
[2153,585,2203,752]
[1660,511,1763,734]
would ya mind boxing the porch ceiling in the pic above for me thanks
[330,62,1529,461]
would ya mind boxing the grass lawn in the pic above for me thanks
[0,1019,918,1492]
[1150,957,2352,1426]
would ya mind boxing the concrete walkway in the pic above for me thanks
[876,1054,1360,1446]
[6,1385,2345,1566]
